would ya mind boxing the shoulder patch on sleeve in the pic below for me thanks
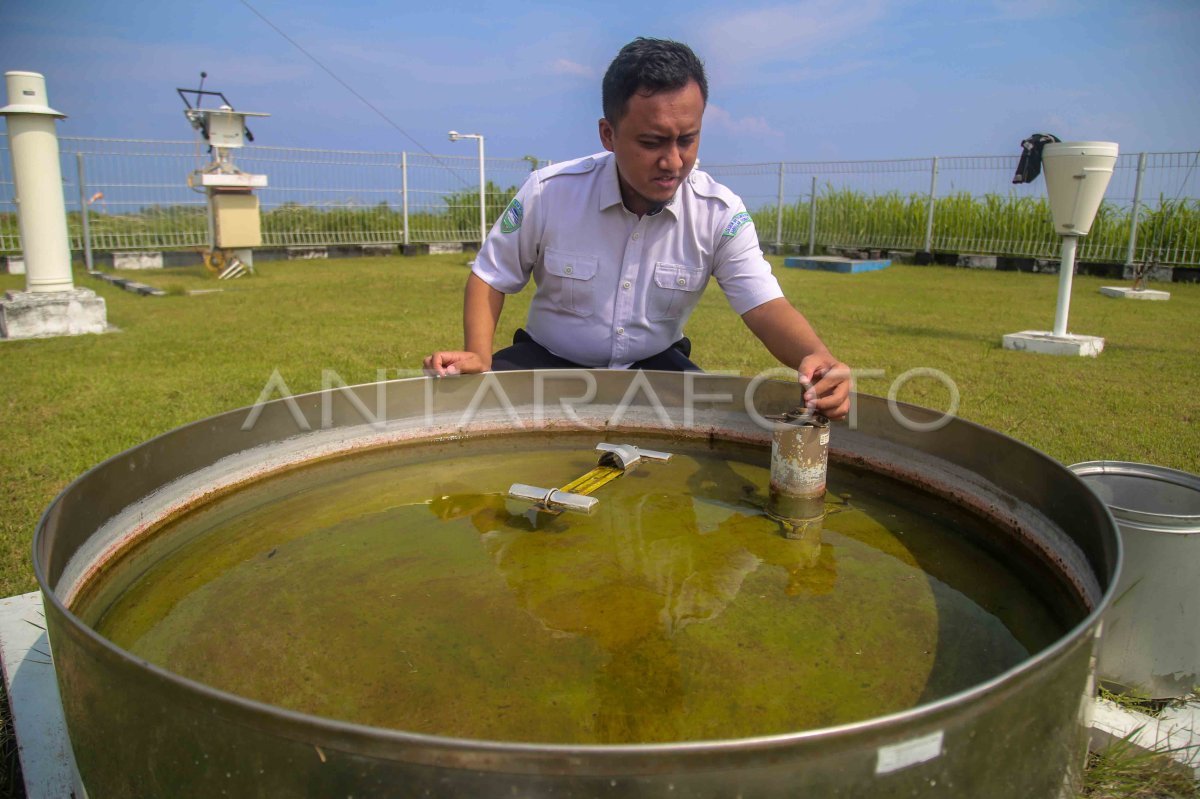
[722,211,754,238]
[500,198,523,233]
[688,169,739,209]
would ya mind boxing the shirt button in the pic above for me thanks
[617,327,625,335]
[622,281,631,289]
[632,232,640,240]
[677,277,686,286]
[564,265,573,274]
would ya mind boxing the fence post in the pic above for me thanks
[923,156,939,254]
[401,151,409,248]
[477,138,486,246]
[75,152,93,272]
[775,162,785,250]
[807,176,818,256]
[1124,152,1147,267]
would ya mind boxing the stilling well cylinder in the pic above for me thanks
[1,71,73,293]
[767,415,830,538]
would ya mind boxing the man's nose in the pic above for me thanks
[660,144,683,172]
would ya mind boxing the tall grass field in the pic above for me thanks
[4,188,1197,265]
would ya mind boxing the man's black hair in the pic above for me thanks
[602,37,708,124]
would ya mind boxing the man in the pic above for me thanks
[425,38,850,420]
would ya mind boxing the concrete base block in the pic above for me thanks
[1123,264,1173,283]
[0,288,108,339]
[1002,330,1104,357]
[6,256,25,275]
[360,244,396,257]
[403,242,467,256]
[112,251,163,270]
[1100,286,1171,301]
[1034,259,1060,274]
[886,250,915,262]
[784,255,891,274]
[957,253,997,269]
[287,246,328,260]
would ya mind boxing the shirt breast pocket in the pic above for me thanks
[649,262,706,321]
[543,249,598,318]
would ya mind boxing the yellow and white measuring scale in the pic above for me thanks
[508,443,672,516]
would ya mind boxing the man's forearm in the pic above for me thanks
[741,297,831,369]
[463,272,505,365]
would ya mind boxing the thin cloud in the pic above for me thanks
[697,0,890,75]
[987,0,1079,20]
[17,33,311,89]
[552,59,595,79]
[774,59,876,83]
[705,104,783,138]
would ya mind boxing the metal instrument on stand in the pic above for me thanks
[178,74,269,279]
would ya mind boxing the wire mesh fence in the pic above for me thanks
[707,151,1200,266]
[1,134,1197,267]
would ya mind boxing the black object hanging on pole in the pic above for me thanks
[1012,133,1061,184]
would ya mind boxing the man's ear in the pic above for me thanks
[598,117,615,153]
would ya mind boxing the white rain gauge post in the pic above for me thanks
[179,81,269,279]
[1003,141,1119,357]
[0,71,108,339]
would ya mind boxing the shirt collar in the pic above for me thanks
[597,153,681,219]
[598,153,624,212]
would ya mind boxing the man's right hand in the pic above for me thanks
[423,351,491,377]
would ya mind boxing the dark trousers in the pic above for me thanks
[491,329,701,372]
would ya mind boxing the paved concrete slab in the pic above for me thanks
[0,592,82,798]
[784,256,891,274]
[88,271,166,296]
[1100,286,1171,301]
[1002,330,1105,357]
[1090,697,1199,778]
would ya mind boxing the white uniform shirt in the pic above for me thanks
[472,151,785,368]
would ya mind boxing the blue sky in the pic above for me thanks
[2,0,1198,163]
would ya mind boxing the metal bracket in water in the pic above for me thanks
[507,443,673,515]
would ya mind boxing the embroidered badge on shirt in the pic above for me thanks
[722,211,753,238]
[500,198,523,234]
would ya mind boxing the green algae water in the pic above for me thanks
[79,435,1069,744]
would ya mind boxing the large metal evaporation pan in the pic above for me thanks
[35,371,1120,798]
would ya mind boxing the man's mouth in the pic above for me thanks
[653,176,678,188]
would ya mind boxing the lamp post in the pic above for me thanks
[448,130,486,246]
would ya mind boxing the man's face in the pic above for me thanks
[599,79,704,216]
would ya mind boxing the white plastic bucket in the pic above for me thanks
[1042,141,1119,236]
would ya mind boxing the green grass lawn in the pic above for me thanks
[0,256,1197,597]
